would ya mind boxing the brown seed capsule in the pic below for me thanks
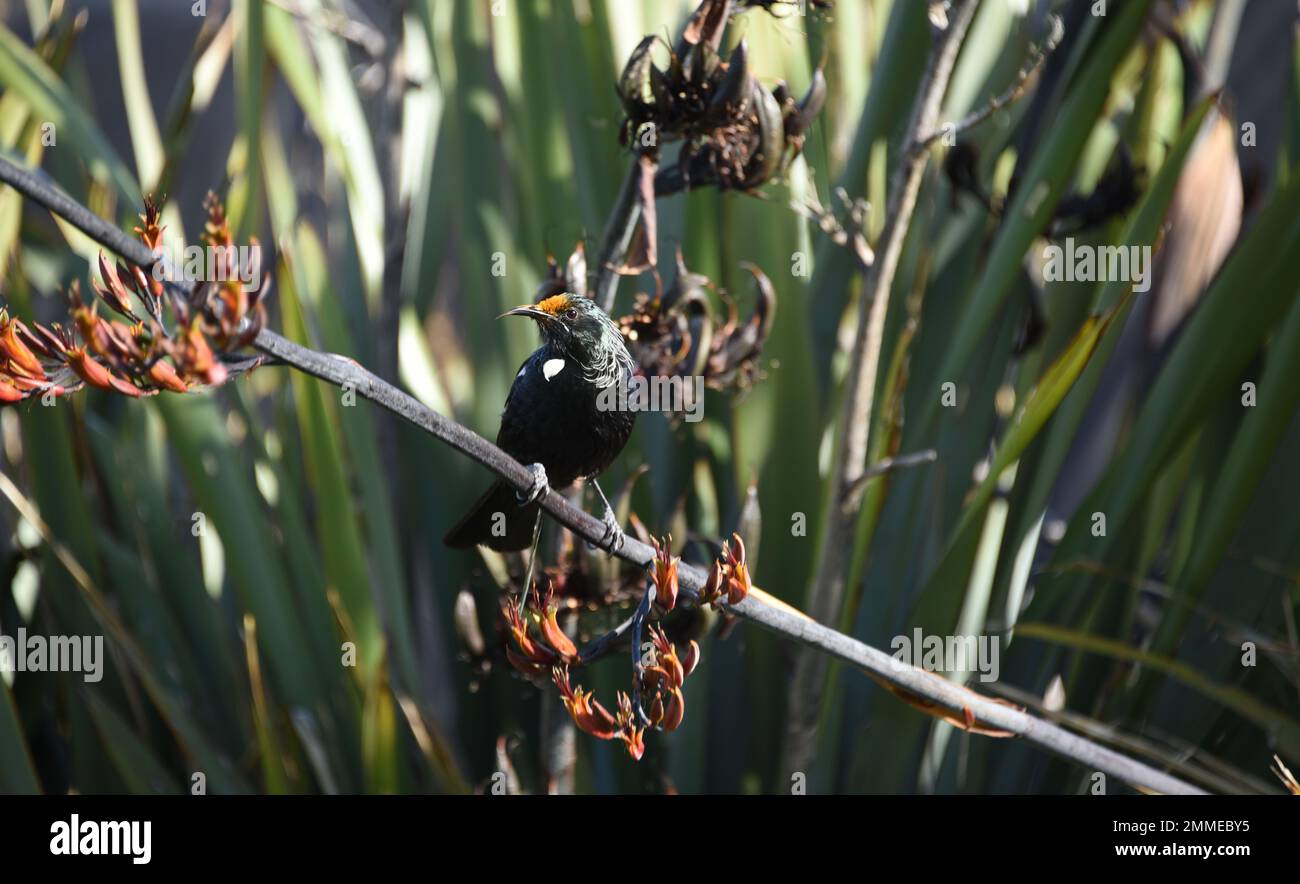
[788,68,827,140]
[453,590,485,657]
[706,39,752,123]
[619,35,658,109]
[684,41,718,87]
[747,80,786,187]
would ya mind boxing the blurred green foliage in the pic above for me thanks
[0,0,1297,795]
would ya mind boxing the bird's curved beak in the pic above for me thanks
[498,305,553,322]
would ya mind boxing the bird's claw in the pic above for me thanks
[517,463,548,505]
[587,501,625,553]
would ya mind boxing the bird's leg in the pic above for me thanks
[515,463,548,614]
[588,478,626,553]
[517,463,549,505]
[518,508,544,616]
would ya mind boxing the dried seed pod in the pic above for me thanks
[536,242,588,301]
[565,242,587,296]
[649,63,674,114]
[680,0,732,54]
[661,246,712,311]
[682,311,714,379]
[771,79,792,108]
[684,41,719,88]
[454,590,485,657]
[615,1,827,200]
[747,80,786,187]
[618,36,658,110]
[707,262,775,387]
[787,68,827,140]
[706,39,752,123]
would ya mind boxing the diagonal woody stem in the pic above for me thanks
[593,162,643,313]
[783,0,982,778]
[0,152,1204,796]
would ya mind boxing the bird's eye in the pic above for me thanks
[564,308,578,320]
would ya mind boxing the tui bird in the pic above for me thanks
[444,293,636,553]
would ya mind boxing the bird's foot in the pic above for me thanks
[588,501,626,553]
[516,463,548,505]
[585,478,626,553]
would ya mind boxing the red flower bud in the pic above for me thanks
[539,605,579,663]
[621,727,646,761]
[0,314,45,379]
[502,602,556,666]
[701,559,723,605]
[651,535,679,613]
[663,688,685,732]
[67,348,114,391]
[726,560,751,605]
[682,640,701,678]
[95,254,136,317]
[67,348,147,398]
[506,646,546,677]
[148,358,189,393]
[649,694,665,728]
[0,377,25,402]
[553,667,620,740]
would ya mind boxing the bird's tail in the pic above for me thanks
[443,480,540,551]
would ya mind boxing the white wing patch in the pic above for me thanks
[542,358,565,381]
[517,364,527,379]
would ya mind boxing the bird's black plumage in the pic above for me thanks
[444,294,635,551]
